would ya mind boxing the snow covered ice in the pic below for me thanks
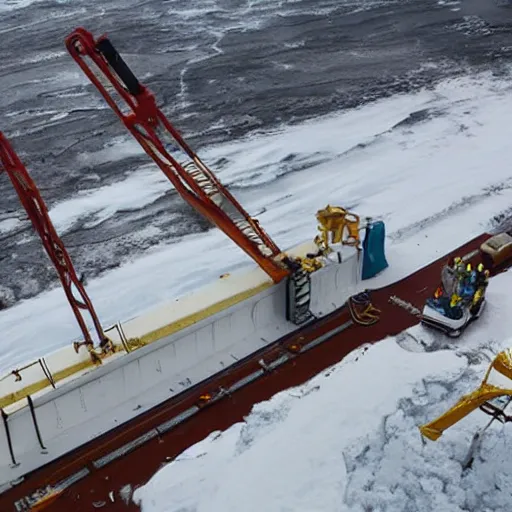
[134,270,512,512]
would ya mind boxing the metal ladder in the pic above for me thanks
[287,268,314,325]
[184,161,274,257]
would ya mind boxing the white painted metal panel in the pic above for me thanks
[309,252,361,317]
[0,247,368,487]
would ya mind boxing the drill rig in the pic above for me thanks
[0,132,109,363]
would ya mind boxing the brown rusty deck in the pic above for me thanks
[1,233,499,512]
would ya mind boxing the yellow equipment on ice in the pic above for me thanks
[420,348,512,441]
[316,205,361,249]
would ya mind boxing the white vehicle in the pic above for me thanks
[420,261,487,338]
[421,295,486,338]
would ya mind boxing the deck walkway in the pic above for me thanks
[3,233,505,512]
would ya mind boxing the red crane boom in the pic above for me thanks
[0,132,108,363]
[64,28,291,283]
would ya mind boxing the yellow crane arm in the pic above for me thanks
[420,349,512,441]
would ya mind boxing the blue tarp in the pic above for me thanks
[361,220,389,280]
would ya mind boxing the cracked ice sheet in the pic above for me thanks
[135,270,512,512]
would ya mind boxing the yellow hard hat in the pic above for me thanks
[466,263,472,272]
[454,257,462,264]
[477,263,484,272]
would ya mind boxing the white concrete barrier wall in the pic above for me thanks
[309,251,361,317]
[0,280,294,485]
[0,244,320,406]
[121,266,272,340]
[0,255,361,486]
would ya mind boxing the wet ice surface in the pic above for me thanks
[1,0,512,304]
[135,270,512,512]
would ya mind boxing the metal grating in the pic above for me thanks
[156,406,199,435]
[267,354,290,370]
[228,369,265,394]
[300,320,353,353]
[54,467,90,490]
[93,429,158,469]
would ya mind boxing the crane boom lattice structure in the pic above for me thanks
[65,28,291,283]
[0,132,107,363]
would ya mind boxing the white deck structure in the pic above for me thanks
[0,240,364,489]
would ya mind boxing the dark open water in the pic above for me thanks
[1,0,512,306]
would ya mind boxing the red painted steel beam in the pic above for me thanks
[0,132,108,359]
[64,28,290,283]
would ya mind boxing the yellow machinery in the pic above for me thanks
[316,205,361,250]
[292,205,362,274]
[420,348,512,441]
